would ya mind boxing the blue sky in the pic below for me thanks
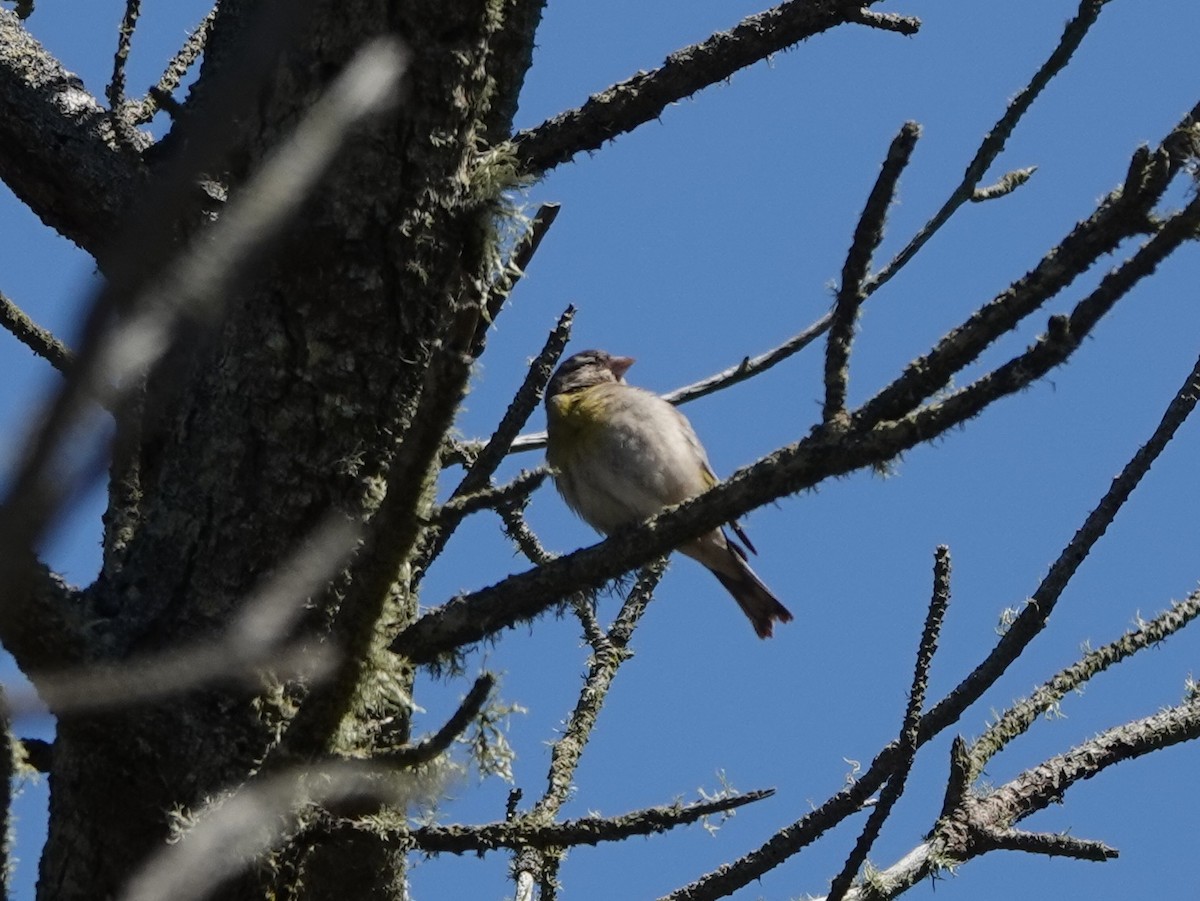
[2,1,1199,899]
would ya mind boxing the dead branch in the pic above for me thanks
[512,1,918,176]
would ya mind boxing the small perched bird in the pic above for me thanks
[544,349,794,638]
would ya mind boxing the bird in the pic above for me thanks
[543,349,794,638]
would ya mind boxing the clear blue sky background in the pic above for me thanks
[2,1,1198,899]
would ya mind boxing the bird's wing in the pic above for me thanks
[669,403,759,556]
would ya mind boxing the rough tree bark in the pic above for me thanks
[4,1,544,897]
[1,1,1197,900]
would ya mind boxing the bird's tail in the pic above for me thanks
[709,550,794,639]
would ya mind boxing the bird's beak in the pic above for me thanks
[607,355,635,381]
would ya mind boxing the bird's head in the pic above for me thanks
[546,350,635,398]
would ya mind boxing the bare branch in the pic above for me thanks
[977,828,1117,862]
[0,9,146,253]
[917,337,1200,737]
[106,0,142,146]
[827,545,951,901]
[431,468,548,525]
[106,0,139,109]
[129,6,218,125]
[866,0,1118,293]
[0,287,74,373]
[662,316,833,408]
[815,699,1200,900]
[825,121,921,423]
[569,593,608,653]
[474,202,562,355]
[936,735,974,826]
[639,0,1136,424]
[534,560,667,821]
[461,307,572,494]
[410,789,775,854]
[971,166,1037,202]
[498,500,555,566]
[511,0,918,176]
[857,136,1185,428]
[377,673,495,767]
[849,9,922,34]
[509,560,666,893]
[496,101,1196,456]
[0,554,87,674]
[662,764,883,901]
[971,588,1200,779]
[492,314,832,456]
[416,307,572,573]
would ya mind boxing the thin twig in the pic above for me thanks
[495,94,1178,457]
[416,308,572,574]
[855,137,1180,427]
[810,698,1198,900]
[474,202,562,355]
[978,827,1117,862]
[377,673,494,767]
[0,288,74,373]
[970,588,1200,779]
[129,6,218,125]
[825,121,920,423]
[491,316,832,455]
[512,1,916,176]
[498,501,555,566]
[480,94,1192,460]
[534,560,667,820]
[106,0,142,146]
[913,321,1200,729]
[657,0,1130,418]
[896,189,1200,469]
[826,546,950,901]
[865,0,1116,294]
[512,560,668,892]
[971,166,1037,202]
[848,9,922,34]
[410,789,775,854]
[432,468,548,524]
[607,557,669,648]
[460,307,573,496]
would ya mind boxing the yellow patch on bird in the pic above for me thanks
[546,389,611,469]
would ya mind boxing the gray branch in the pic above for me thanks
[0,288,74,373]
[511,0,918,176]
[809,698,1200,900]
[410,789,775,854]
[0,9,146,256]
[0,554,86,675]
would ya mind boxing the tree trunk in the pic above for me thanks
[35,2,542,897]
